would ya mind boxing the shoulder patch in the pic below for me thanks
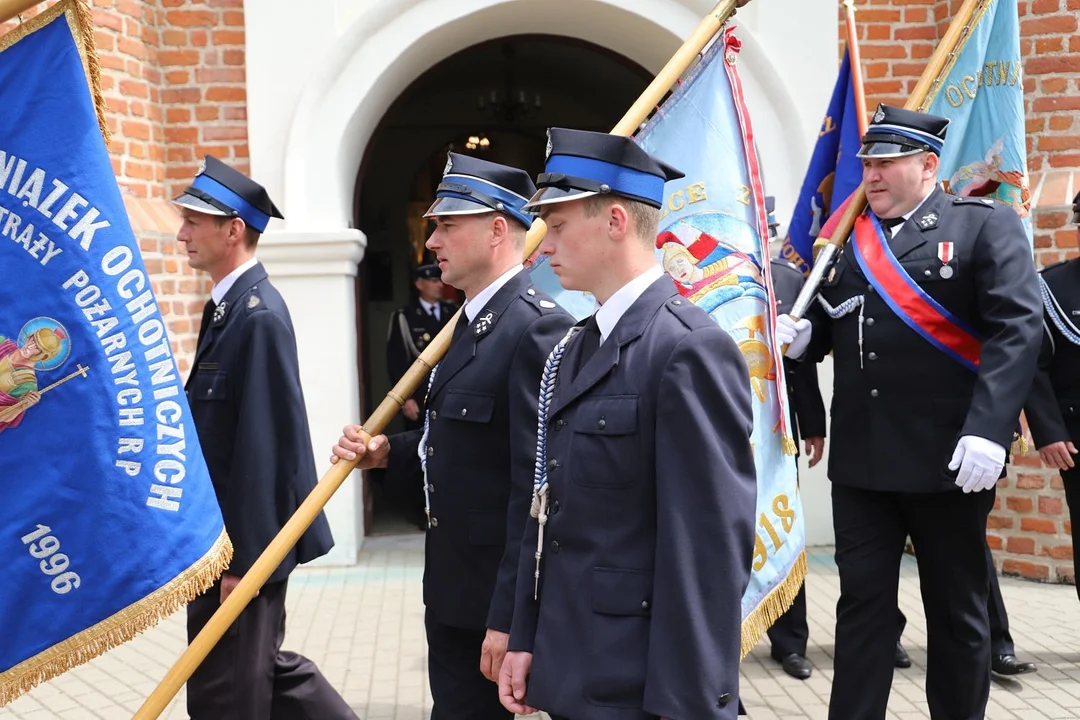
[244,288,267,314]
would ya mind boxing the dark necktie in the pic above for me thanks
[195,299,214,351]
[880,216,905,234]
[428,304,439,321]
[451,311,469,344]
[575,316,601,377]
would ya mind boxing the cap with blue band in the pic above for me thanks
[424,153,537,229]
[525,127,684,210]
[173,155,283,233]
[857,104,950,159]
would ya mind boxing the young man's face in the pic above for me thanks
[177,209,232,276]
[537,199,612,293]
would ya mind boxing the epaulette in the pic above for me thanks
[522,285,561,313]
[952,196,997,208]
[664,294,707,331]
[243,286,267,314]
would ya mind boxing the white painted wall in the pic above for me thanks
[244,0,840,552]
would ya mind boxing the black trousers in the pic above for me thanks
[767,585,809,657]
[1064,469,1080,604]
[895,540,1015,655]
[426,610,510,720]
[829,484,994,720]
[186,580,357,720]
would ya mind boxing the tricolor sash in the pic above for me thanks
[851,214,983,371]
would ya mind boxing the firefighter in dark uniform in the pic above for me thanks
[777,105,1042,720]
[385,264,457,528]
[332,153,574,719]
[498,128,757,720]
[175,156,356,720]
[765,197,828,680]
[1025,190,1080,604]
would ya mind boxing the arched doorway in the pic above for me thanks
[354,34,652,533]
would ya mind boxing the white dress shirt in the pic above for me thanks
[419,298,441,321]
[463,264,524,322]
[211,257,258,304]
[594,265,665,345]
[886,187,936,238]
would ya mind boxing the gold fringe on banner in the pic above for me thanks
[0,0,111,143]
[740,549,808,659]
[0,529,232,706]
[781,433,797,456]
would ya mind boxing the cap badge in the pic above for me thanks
[873,107,885,123]
[545,129,553,160]
[443,154,453,177]
[197,157,207,175]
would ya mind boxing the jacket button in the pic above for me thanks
[641,600,650,611]
[868,352,878,361]
[430,410,437,420]
[555,419,566,430]
[430,517,438,527]
[717,693,732,707]
[551,500,560,515]
[867,284,875,292]
[206,388,214,397]
[548,458,558,471]
[550,540,560,553]
[866,317,875,326]
[426,484,435,494]
[597,417,606,430]
[460,408,468,417]
[427,447,434,457]
[870,389,879,398]
[924,269,932,277]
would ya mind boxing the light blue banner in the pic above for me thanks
[926,0,1031,243]
[636,27,805,646]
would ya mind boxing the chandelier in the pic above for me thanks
[476,44,541,123]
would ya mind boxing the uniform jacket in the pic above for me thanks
[1024,257,1080,474]
[386,298,458,406]
[508,277,757,720]
[388,269,573,632]
[771,259,826,446]
[185,262,334,585]
[804,188,1042,493]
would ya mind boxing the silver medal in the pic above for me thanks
[939,265,954,279]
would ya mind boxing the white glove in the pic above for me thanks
[948,435,1006,493]
[775,314,812,359]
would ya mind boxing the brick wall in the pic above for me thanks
[844,0,1079,583]
[1,0,248,377]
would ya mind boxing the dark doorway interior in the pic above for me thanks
[354,34,651,535]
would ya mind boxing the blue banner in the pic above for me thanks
[636,27,805,653]
[780,50,863,274]
[926,0,1031,244]
[0,2,230,703]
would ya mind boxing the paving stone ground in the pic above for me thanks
[3,536,1079,719]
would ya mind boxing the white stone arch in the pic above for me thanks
[280,0,814,233]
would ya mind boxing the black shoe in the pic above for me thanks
[778,653,812,680]
[992,654,1037,676]
[894,641,911,668]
